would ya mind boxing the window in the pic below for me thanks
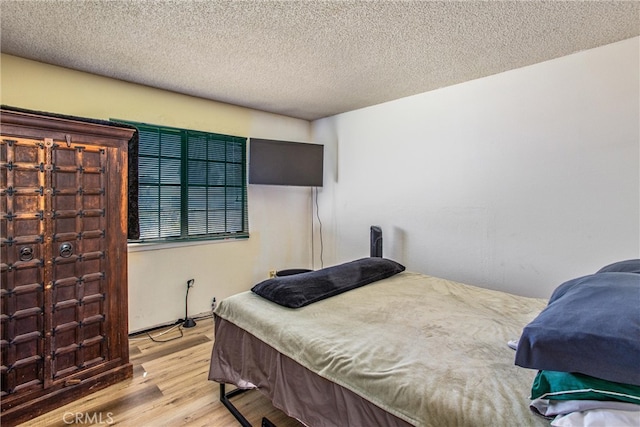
[118,121,248,243]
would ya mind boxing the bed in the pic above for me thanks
[208,258,640,426]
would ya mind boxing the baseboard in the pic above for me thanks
[128,311,213,336]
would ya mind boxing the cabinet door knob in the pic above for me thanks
[19,246,34,261]
[59,242,73,258]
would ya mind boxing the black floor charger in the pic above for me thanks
[182,279,196,328]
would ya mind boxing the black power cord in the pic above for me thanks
[146,324,184,343]
[314,186,324,269]
[129,279,214,344]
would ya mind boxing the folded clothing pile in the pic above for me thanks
[515,259,640,426]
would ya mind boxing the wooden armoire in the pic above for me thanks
[0,108,135,425]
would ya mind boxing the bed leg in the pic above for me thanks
[220,383,253,427]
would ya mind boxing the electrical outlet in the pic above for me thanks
[269,269,277,278]
[211,297,217,311]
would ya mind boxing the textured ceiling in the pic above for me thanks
[1,1,638,121]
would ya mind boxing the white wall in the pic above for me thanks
[312,37,639,299]
[127,182,315,332]
[1,55,315,332]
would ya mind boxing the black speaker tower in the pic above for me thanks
[370,226,383,258]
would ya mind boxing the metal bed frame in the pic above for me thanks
[220,383,277,427]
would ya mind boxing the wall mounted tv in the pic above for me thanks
[249,138,324,187]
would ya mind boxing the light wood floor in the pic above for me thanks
[20,317,304,427]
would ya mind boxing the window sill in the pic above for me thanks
[127,236,247,253]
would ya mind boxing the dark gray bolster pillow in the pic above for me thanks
[252,257,405,308]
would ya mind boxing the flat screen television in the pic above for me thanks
[249,138,324,187]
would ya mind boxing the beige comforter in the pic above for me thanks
[214,271,549,427]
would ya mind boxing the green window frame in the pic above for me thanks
[117,120,248,243]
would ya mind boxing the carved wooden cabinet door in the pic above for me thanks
[1,136,47,397]
[0,109,133,425]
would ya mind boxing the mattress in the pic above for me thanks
[209,271,549,427]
